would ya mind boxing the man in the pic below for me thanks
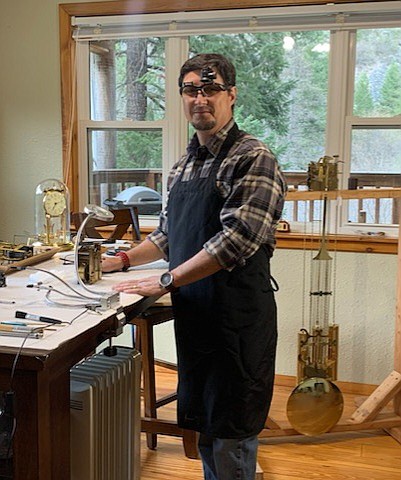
[102,53,287,480]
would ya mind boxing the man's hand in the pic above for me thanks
[112,275,167,297]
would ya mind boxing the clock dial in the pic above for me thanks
[43,190,66,217]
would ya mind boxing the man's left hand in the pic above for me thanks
[112,275,166,297]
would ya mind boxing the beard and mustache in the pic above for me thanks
[190,106,216,131]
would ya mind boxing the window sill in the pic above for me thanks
[140,226,398,255]
[86,225,397,254]
[86,226,398,255]
[276,232,398,254]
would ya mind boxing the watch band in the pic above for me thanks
[115,251,130,271]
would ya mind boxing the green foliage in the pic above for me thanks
[234,105,289,166]
[111,39,165,169]
[98,32,330,172]
[114,38,166,121]
[378,62,401,115]
[273,30,329,170]
[98,28,399,177]
[190,32,330,170]
[116,131,162,169]
[355,28,401,117]
[190,33,293,136]
[354,73,374,116]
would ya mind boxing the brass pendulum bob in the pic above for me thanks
[286,194,344,436]
[287,377,343,436]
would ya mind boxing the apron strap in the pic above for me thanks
[209,123,241,176]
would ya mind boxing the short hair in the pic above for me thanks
[178,53,236,88]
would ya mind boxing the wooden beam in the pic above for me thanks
[348,371,401,424]
[59,5,79,211]
[388,198,401,443]
[59,0,378,17]
[259,413,401,438]
[264,416,282,429]
[395,209,401,400]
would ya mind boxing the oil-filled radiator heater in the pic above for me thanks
[70,346,141,480]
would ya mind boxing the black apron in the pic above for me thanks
[168,124,277,439]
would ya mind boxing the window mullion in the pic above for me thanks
[325,30,356,233]
[326,29,355,181]
[164,37,189,204]
[76,42,91,210]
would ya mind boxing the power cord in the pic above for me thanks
[14,265,119,311]
[0,326,44,467]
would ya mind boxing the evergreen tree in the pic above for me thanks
[275,30,329,170]
[190,33,294,157]
[354,73,375,116]
[114,39,164,174]
[378,62,401,115]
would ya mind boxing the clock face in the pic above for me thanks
[43,190,66,217]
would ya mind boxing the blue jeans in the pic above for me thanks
[198,434,259,480]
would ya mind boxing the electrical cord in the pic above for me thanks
[9,328,44,392]
[16,265,119,311]
[0,326,46,465]
[60,254,75,265]
[43,289,102,310]
[26,282,102,308]
[21,266,101,300]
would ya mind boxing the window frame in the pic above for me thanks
[340,28,401,236]
[60,0,401,244]
[75,36,187,220]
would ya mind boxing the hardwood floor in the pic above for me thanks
[139,366,401,480]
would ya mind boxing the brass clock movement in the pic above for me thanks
[35,179,72,247]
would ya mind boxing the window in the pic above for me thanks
[344,28,401,231]
[77,38,166,217]
[190,31,330,170]
[87,127,163,214]
[353,29,401,119]
[90,39,165,122]
[72,2,401,232]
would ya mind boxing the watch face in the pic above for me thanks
[160,271,173,288]
[43,190,66,217]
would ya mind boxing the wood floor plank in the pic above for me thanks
[138,366,401,480]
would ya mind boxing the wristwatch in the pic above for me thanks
[159,271,177,292]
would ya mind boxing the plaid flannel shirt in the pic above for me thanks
[148,119,287,269]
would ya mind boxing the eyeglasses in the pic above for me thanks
[180,82,230,98]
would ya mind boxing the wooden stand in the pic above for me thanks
[260,188,401,442]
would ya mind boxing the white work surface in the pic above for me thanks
[0,254,169,355]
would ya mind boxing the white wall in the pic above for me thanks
[274,249,397,384]
[0,0,102,243]
[0,1,398,386]
[151,249,397,386]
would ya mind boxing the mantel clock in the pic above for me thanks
[35,179,71,247]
